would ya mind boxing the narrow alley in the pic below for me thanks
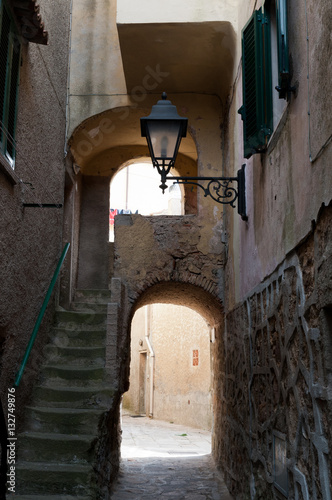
[1,0,331,497]
[110,414,233,499]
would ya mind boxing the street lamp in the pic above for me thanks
[140,92,188,193]
[140,93,247,220]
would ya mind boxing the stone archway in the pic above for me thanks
[108,210,226,391]
[105,276,225,491]
[100,212,226,492]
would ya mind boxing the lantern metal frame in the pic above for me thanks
[141,93,247,220]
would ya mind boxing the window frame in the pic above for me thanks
[275,0,290,98]
[0,0,21,168]
[239,0,290,159]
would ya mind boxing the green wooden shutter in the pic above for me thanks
[238,8,273,159]
[276,0,289,98]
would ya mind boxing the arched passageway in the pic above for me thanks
[109,161,184,241]
[106,209,227,465]
[124,303,213,430]
[107,279,231,498]
[107,276,225,449]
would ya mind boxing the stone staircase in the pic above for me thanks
[14,290,113,500]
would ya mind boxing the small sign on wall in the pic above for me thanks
[273,431,288,497]
[193,350,199,366]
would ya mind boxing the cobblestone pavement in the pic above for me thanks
[110,414,233,499]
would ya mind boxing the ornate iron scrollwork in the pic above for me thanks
[172,178,239,207]
[165,164,248,221]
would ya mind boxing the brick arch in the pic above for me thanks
[131,280,223,328]
[113,213,225,321]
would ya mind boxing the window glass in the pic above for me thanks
[0,1,21,166]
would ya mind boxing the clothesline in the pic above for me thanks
[109,208,139,225]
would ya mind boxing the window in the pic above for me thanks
[0,0,21,167]
[238,0,290,159]
[193,349,199,367]
[274,0,290,99]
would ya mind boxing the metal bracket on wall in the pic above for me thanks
[22,203,63,208]
[166,164,247,221]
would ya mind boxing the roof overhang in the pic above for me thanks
[117,21,236,103]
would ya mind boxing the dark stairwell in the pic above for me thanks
[14,290,116,500]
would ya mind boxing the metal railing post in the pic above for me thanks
[14,242,70,387]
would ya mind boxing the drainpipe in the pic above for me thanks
[145,306,155,418]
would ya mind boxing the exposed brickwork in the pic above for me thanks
[216,205,332,499]
[114,214,225,304]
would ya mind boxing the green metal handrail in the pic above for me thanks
[14,242,70,387]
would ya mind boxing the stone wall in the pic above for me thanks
[114,214,226,310]
[215,204,332,499]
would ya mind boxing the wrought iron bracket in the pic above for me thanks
[23,203,63,208]
[166,164,247,221]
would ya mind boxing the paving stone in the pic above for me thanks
[110,415,233,499]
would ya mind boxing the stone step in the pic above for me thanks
[34,384,114,408]
[74,289,111,304]
[55,310,106,327]
[18,431,97,463]
[51,327,106,348]
[15,461,94,496]
[13,291,110,497]
[25,407,106,434]
[70,302,108,313]
[41,364,105,383]
[43,344,105,365]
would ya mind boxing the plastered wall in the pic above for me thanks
[124,304,212,430]
[226,0,332,306]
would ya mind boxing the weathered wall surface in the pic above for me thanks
[151,303,212,430]
[226,0,332,306]
[114,214,226,309]
[0,0,70,423]
[68,0,128,135]
[68,0,238,136]
[218,0,332,496]
[215,205,332,499]
[77,175,111,289]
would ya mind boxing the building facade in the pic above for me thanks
[0,0,70,443]
[123,303,213,431]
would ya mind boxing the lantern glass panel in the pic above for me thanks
[147,120,181,160]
